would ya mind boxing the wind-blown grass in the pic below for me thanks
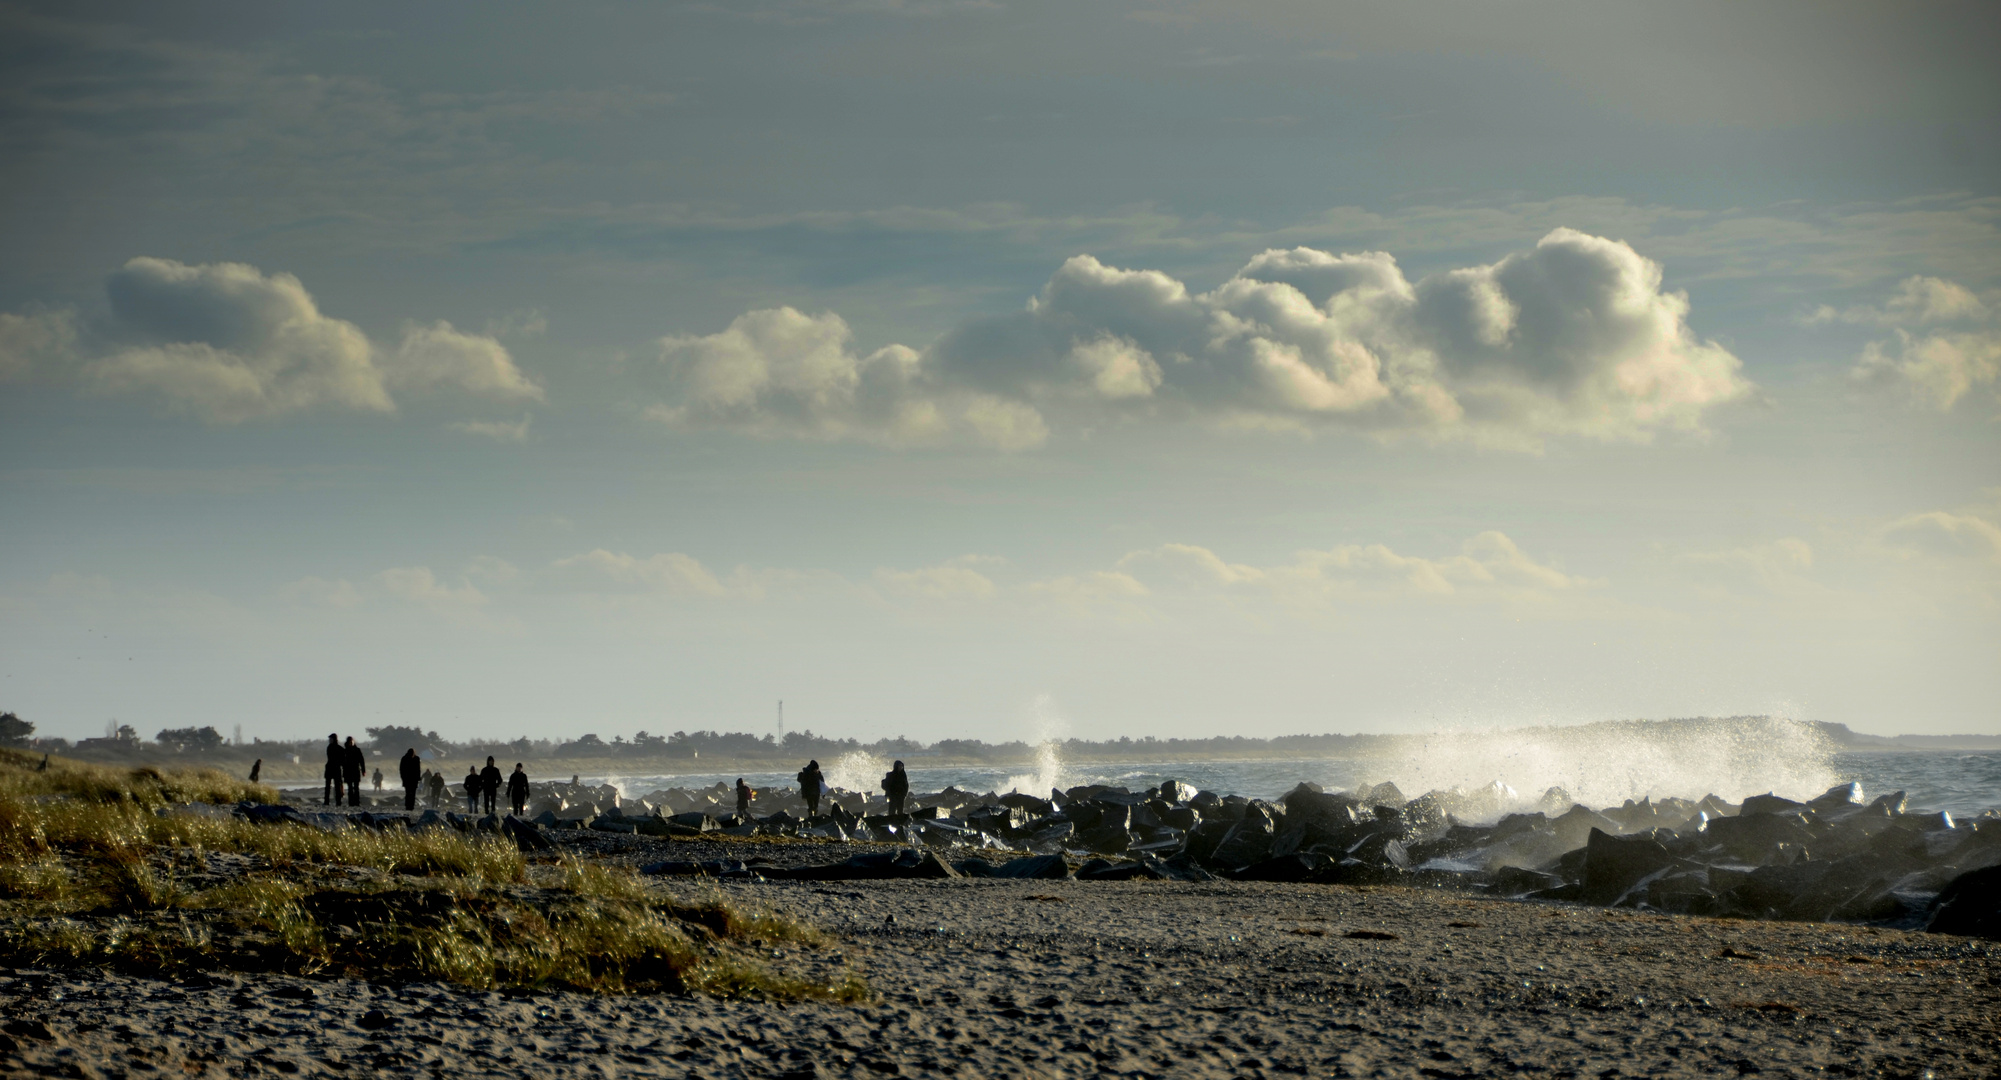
[0,751,866,1001]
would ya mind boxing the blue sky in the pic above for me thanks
[2,1,1997,742]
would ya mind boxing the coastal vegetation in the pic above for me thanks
[0,750,864,1001]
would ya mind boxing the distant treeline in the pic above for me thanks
[3,711,1995,769]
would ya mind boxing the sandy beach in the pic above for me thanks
[7,854,1995,1079]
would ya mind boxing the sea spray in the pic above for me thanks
[1005,694,1068,796]
[1354,716,1841,816]
[825,750,888,794]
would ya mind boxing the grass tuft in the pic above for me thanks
[0,751,865,1001]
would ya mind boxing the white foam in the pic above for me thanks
[1005,694,1069,796]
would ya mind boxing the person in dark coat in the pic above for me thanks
[507,763,530,816]
[342,737,366,806]
[479,757,503,815]
[882,760,910,816]
[323,734,343,806]
[734,777,754,821]
[427,769,447,808]
[399,749,423,811]
[248,759,262,784]
[796,760,824,817]
[463,767,481,812]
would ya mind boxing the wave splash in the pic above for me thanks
[1356,716,1841,816]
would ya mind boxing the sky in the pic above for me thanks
[1,0,1997,744]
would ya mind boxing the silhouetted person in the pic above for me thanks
[371,767,384,793]
[38,753,49,772]
[342,737,365,806]
[427,769,447,808]
[479,757,503,815]
[735,777,754,820]
[797,760,824,817]
[399,748,423,811]
[248,759,262,784]
[463,767,481,812]
[883,760,910,816]
[323,734,343,806]
[508,763,530,816]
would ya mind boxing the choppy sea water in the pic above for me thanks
[589,739,2001,820]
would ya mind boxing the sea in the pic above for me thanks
[584,721,2001,820]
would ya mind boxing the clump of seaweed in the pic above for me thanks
[0,750,866,1001]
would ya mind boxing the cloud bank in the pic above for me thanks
[2,258,543,423]
[651,229,1752,450]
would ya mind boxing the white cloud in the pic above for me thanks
[448,414,533,442]
[376,566,487,610]
[1117,531,1593,605]
[874,557,1001,601]
[651,306,1047,449]
[654,229,1751,451]
[280,576,362,608]
[1880,511,2001,565]
[1843,276,2001,411]
[0,309,77,380]
[548,549,730,597]
[2,257,538,424]
[386,321,543,401]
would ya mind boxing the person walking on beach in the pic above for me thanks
[427,769,447,808]
[399,748,423,812]
[507,763,530,817]
[248,759,262,784]
[796,759,824,817]
[479,757,503,815]
[735,777,754,821]
[342,737,365,807]
[323,734,343,806]
[371,767,384,793]
[883,760,910,816]
[463,766,481,812]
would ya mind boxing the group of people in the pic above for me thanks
[458,757,533,816]
[731,758,912,818]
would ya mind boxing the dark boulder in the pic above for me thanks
[1491,865,1561,897]
[1740,793,1808,816]
[999,792,1055,816]
[1580,828,1676,905]
[1158,780,1198,804]
[1207,821,1275,869]
[1235,852,1335,882]
[1701,811,1813,863]
[1926,864,2001,940]
[1808,782,1864,809]
[1077,858,1166,881]
[668,812,719,832]
[1160,806,1201,831]
[990,854,1072,880]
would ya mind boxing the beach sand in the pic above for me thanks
[5,870,1995,1079]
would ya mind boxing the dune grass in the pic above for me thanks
[0,751,866,1001]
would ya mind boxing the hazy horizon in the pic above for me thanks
[2,2,1997,744]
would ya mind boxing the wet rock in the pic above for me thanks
[1234,853,1335,882]
[1740,792,1808,816]
[668,812,718,832]
[1157,780,1198,804]
[1580,828,1676,904]
[1926,864,2001,940]
[1207,821,1275,869]
[989,854,1072,880]
[502,815,555,851]
[1077,858,1166,881]
[998,793,1055,816]
[1491,865,1561,897]
[1809,782,1864,809]
[1701,811,1813,863]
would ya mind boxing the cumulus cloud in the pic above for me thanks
[1880,510,2001,564]
[2,257,540,423]
[376,566,488,610]
[548,549,731,597]
[874,557,1001,601]
[279,576,363,608]
[0,309,78,380]
[1117,531,1592,604]
[652,229,1750,450]
[651,307,1047,449]
[448,414,533,442]
[1843,276,2001,411]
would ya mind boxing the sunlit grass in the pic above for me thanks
[0,750,865,1001]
